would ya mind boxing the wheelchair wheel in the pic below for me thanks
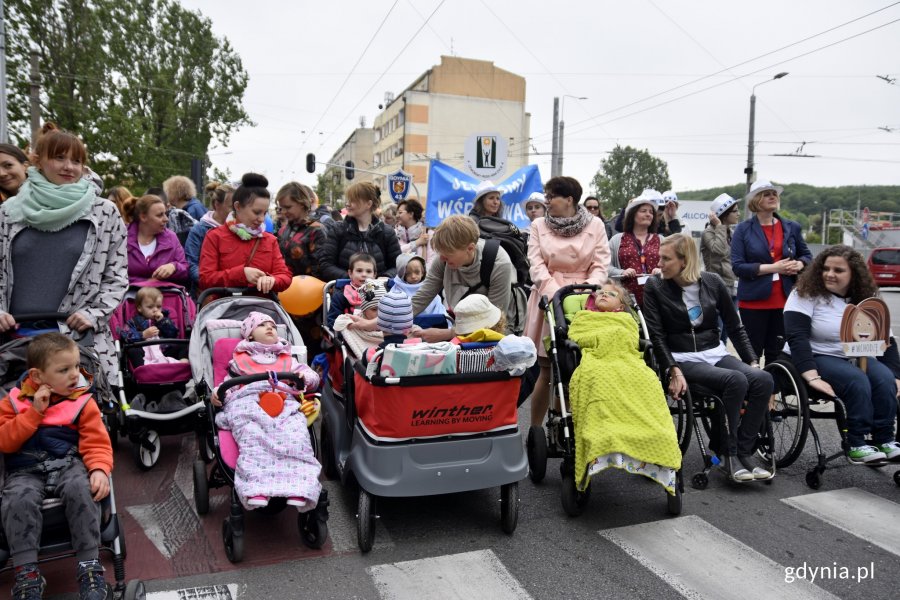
[667,390,694,456]
[193,460,209,515]
[222,518,244,563]
[132,430,161,471]
[764,361,810,468]
[357,488,376,553]
[526,425,548,483]
[299,510,328,549]
[320,413,339,480]
[560,473,590,517]
[893,470,900,487]
[500,482,519,534]
[124,579,147,600]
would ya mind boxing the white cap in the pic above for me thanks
[639,188,665,208]
[453,294,502,336]
[525,191,545,207]
[710,193,738,218]
[745,179,783,201]
[623,196,658,222]
[473,180,502,204]
[662,190,678,205]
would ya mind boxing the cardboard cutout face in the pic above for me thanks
[839,297,891,357]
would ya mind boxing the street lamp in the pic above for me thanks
[558,95,588,175]
[745,72,788,199]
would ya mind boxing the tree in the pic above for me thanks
[4,0,251,191]
[315,168,345,208]
[591,145,671,213]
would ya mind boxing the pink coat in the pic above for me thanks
[524,217,610,356]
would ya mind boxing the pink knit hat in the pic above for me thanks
[241,311,276,340]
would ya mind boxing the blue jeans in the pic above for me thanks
[679,355,774,456]
[815,354,898,447]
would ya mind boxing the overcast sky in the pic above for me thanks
[180,0,900,196]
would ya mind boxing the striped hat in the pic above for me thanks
[377,288,414,335]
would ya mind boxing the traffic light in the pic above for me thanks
[305,153,316,173]
[345,160,355,180]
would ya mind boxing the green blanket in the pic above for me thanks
[568,311,682,491]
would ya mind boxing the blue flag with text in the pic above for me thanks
[424,160,543,229]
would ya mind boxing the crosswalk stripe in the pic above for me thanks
[322,480,393,553]
[368,549,531,600]
[782,487,900,557]
[600,515,839,600]
[148,584,241,599]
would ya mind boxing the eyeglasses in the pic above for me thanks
[584,205,600,211]
[544,194,562,201]
[596,290,619,298]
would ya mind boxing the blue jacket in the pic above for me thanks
[731,213,811,302]
[185,219,217,285]
[182,198,207,221]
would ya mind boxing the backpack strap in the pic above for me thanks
[464,239,500,299]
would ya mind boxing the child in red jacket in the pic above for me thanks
[0,333,113,599]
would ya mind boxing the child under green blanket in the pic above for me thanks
[568,282,682,493]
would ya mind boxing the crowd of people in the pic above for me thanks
[0,122,898,598]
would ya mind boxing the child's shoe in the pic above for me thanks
[286,496,307,508]
[12,563,45,600]
[877,441,900,461]
[76,559,109,600]
[847,445,887,464]
[247,495,269,507]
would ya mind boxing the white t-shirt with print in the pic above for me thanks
[672,281,729,365]
[782,291,846,358]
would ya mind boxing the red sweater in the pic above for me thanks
[199,226,293,292]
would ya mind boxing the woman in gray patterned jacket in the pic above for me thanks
[0,123,128,384]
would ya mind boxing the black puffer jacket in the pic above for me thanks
[643,271,756,372]
[316,216,402,282]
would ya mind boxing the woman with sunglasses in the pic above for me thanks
[732,180,811,365]
[583,195,613,240]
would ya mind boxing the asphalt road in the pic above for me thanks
[21,289,900,600]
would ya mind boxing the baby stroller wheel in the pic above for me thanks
[132,430,161,471]
[193,460,209,515]
[667,483,683,516]
[357,488,376,553]
[124,579,147,600]
[526,425,548,483]
[560,473,590,517]
[222,518,244,563]
[197,431,215,464]
[500,482,519,534]
[320,414,339,480]
[298,510,328,549]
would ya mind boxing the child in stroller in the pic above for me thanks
[0,333,112,599]
[212,311,321,510]
[119,287,188,366]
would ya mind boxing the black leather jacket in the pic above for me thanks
[643,271,756,372]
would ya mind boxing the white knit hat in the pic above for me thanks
[453,294,501,336]
[377,288,414,335]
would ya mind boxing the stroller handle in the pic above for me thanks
[11,312,73,322]
[197,287,279,307]
[216,371,305,399]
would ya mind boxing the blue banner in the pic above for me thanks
[424,160,543,229]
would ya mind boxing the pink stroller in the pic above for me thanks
[109,281,200,470]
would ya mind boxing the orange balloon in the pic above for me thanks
[279,275,325,316]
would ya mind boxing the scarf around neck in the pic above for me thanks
[226,212,264,240]
[544,205,592,238]
[2,167,94,232]
[234,339,291,363]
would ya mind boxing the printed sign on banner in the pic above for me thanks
[463,133,508,180]
[387,169,413,203]
[424,159,543,229]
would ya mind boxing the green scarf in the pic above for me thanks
[1,167,94,231]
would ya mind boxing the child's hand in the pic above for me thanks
[211,391,222,407]
[89,469,110,501]
[142,326,160,339]
[32,384,52,414]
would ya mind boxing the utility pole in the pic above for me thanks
[550,97,559,178]
[0,0,8,143]
[29,50,40,148]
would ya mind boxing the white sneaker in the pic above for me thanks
[847,446,887,464]
[877,441,900,461]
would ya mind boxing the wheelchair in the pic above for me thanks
[763,354,900,490]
